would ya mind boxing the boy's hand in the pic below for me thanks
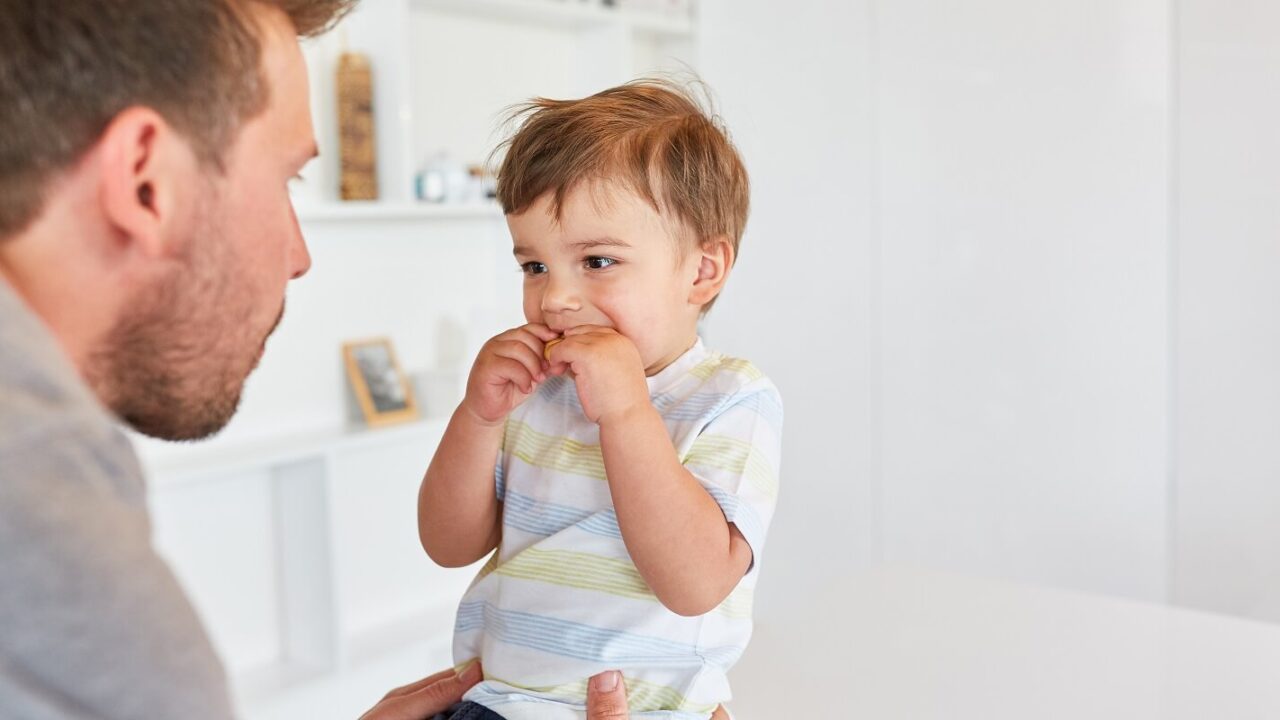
[462,323,559,425]
[544,325,649,425]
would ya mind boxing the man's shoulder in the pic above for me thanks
[0,384,234,720]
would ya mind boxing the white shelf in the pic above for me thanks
[295,201,503,223]
[136,417,450,487]
[412,0,693,38]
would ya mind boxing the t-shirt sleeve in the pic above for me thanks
[681,379,784,572]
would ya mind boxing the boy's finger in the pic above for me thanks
[563,324,611,337]
[522,323,562,342]
[488,357,538,394]
[492,341,546,382]
[498,327,553,362]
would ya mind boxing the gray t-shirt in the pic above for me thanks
[0,278,234,720]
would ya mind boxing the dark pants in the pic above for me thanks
[430,701,507,720]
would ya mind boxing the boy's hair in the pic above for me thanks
[0,0,356,240]
[494,78,750,278]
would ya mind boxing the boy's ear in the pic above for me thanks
[97,106,193,259]
[688,235,735,307]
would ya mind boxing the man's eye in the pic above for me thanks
[521,261,547,275]
[585,256,616,270]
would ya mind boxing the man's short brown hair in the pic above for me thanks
[0,0,356,239]
[494,78,750,261]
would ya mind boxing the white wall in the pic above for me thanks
[1174,0,1280,622]
[874,0,1172,602]
[700,0,1175,617]
[697,0,878,619]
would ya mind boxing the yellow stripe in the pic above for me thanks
[476,550,500,581]
[504,420,606,480]
[689,355,764,382]
[683,434,778,499]
[485,672,718,715]
[495,548,754,619]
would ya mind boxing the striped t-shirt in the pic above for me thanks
[453,338,783,720]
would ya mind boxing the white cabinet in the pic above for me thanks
[142,419,474,715]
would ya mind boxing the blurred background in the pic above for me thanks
[129,0,1280,717]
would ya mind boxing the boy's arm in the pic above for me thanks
[547,326,752,617]
[418,323,558,568]
[598,406,753,617]
[417,406,505,568]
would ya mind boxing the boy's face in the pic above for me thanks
[508,183,704,375]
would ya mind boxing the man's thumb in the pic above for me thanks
[586,671,629,719]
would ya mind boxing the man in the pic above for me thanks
[0,1,642,717]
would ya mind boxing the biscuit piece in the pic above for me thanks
[543,337,563,361]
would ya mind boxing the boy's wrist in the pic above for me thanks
[597,401,659,432]
[457,398,508,430]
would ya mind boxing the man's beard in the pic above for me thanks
[86,219,284,441]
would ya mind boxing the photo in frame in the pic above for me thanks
[342,338,419,427]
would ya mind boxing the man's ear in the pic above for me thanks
[688,235,735,307]
[97,107,194,258]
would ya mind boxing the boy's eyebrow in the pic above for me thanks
[567,237,632,250]
[512,237,632,257]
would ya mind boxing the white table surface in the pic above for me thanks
[730,565,1280,719]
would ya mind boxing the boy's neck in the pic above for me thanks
[643,330,699,377]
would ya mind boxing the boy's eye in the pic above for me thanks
[521,261,547,275]
[585,256,616,270]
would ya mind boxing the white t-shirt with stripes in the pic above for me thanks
[454,338,783,719]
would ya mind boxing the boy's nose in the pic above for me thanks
[541,276,582,315]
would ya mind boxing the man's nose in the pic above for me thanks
[287,213,311,280]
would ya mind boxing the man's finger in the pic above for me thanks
[585,671,630,719]
[360,663,483,720]
[382,667,459,699]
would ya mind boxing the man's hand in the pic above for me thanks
[359,662,483,720]
[463,323,560,424]
[544,326,649,425]
[586,671,730,720]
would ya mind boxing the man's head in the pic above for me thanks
[0,0,355,440]
[496,79,751,373]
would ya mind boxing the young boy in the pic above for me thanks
[418,79,782,720]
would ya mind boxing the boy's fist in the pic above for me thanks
[462,323,559,425]
[543,325,649,425]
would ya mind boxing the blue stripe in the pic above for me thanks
[535,372,782,438]
[501,491,622,539]
[659,390,784,434]
[454,602,744,669]
[701,485,766,552]
[495,462,507,501]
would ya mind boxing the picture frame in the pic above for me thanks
[342,337,419,427]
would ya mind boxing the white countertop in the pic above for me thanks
[730,566,1280,719]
